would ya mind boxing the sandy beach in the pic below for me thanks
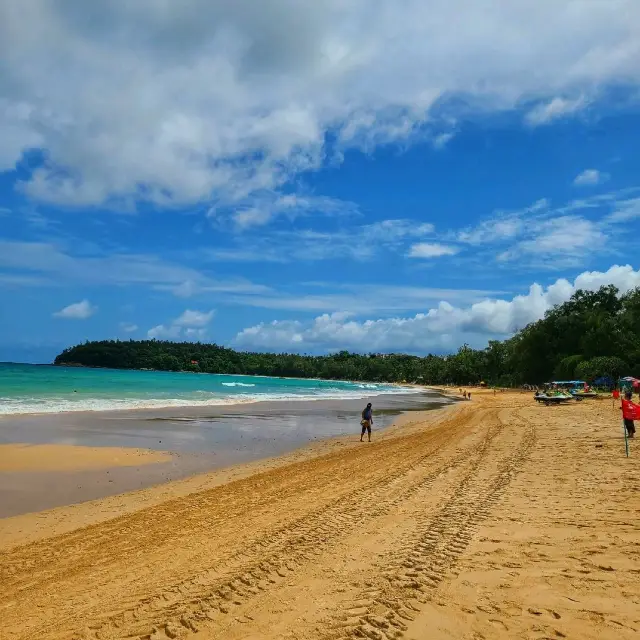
[1,390,638,640]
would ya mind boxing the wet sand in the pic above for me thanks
[0,443,170,471]
[0,392,442,451]
[1,390,637,640]
[0,391,447,516]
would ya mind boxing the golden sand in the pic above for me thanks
[0,442,170,472]
[1,391,638,639]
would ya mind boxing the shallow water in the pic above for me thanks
[0,362,418,415]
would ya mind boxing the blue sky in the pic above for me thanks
[2,1,640,363]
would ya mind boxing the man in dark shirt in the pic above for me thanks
[360,402,373,442]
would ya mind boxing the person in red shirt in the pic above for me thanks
[621,391,637,438]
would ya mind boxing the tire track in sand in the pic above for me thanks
[325,409,536,640]
[2,405,510,640]
[68,412,495,640]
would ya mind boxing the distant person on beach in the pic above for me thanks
[467,392,472,400]
[360,402,373,442]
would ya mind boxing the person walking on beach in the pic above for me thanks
[360,402,373,442]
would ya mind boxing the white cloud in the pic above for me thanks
[0,240,270,297]
[119,322,138,333]
[408,243,459,258]
[498,216,606,265]
[185,327,208,340]
[148,308,214,340]
[604,196,640,223]
[525,96,588,127]
[148,324,182,340]
[0,273,48,287]
[173,309,214,327]
[232,208,274,229]
[2,2,640,207]
[457,199,549,245]
[235,265,640,353]
[573,169,608,186]
[433,132,454,149]
[207,218,436,263]
[368,219,435,240]
[452,191,640,269]
[53,299,96,319]
[226,284,506,315]
[210,193,359,230]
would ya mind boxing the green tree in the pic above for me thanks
[553,355,584,380]
[575,356,628,382]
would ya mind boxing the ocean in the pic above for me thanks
[0,363,418,416]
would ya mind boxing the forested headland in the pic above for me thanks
[54,285,640,385]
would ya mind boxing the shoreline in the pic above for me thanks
[0,381,424,418]
[0,397,459,548]
[0,389,451,518]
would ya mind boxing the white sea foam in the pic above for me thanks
[0,384,421,416]
[221,382,256,387]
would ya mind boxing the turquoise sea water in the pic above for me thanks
[0,363,417,415]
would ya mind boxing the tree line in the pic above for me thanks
[54,285,640,386]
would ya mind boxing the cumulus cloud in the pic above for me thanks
[173,309,215,327]
[147,324,182,340]
[148,308,214,340]
[574,169,608,186]
[2,1,640,207]
[53,299,96,319]
[408,243,459,258]
[119,322,138,333]
[185,327,209,340]
[234,265,640,353]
